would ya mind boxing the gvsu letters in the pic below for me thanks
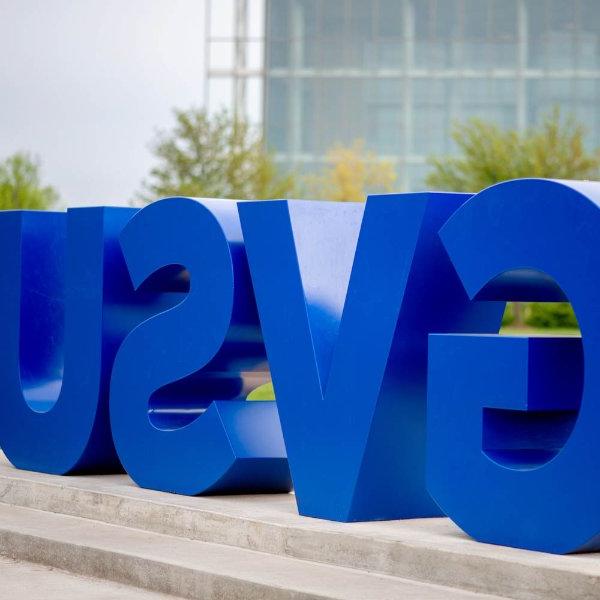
[0,178,595,555]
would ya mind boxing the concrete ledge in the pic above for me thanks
[0,454,598,599]
[0,504,502,600]
[0,555,173,599]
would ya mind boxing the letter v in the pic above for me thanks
[239,194,503,521]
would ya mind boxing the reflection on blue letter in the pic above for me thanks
[110,198,291,495]
[240,194,502,521]
[428,178,600,553]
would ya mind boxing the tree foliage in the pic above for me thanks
[305,140,397,202]
[140,108,295,202]
[527,302,579,329]
[426,108,600,192]
[0,152,58,210]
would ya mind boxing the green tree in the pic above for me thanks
[426,109,597,330]
[426,108,600,192]
[527,302,579,329]
[305,140,397,202]
[140,108,295,202]
[0,152,58,210]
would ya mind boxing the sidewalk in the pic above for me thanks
[0,556,173,599]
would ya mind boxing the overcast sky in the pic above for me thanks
[0,0,206,206]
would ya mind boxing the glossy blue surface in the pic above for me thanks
[3,181,597,556]
[0,207,141,474]
[239,193,503,522]
[110,198,291,495]
[427,178,597,554]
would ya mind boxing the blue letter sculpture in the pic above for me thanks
[5,179,599,555]
[427,178,598,554]
[0,207,138,474]
[239,194,503,521]
[110,198,291,495]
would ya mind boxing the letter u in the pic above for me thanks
[0,207,138,474]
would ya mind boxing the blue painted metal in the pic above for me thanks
[239,193,503,522]
[110,197,291,495]
[427,178,598,554]
[0,207,140,474]
[2,178,596,557]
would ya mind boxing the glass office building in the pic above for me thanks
[206,1,600,192]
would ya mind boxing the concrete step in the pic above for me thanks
[0,503,503,600]
[0,555,174,599]
[0,454,598,600]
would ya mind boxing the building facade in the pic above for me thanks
[206,0,600,192]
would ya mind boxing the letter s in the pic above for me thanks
[110,198,290,495]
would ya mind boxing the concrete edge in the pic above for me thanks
[0,469,598,600]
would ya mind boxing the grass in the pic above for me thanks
[500,326,580,336]
[247,381,275,400]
